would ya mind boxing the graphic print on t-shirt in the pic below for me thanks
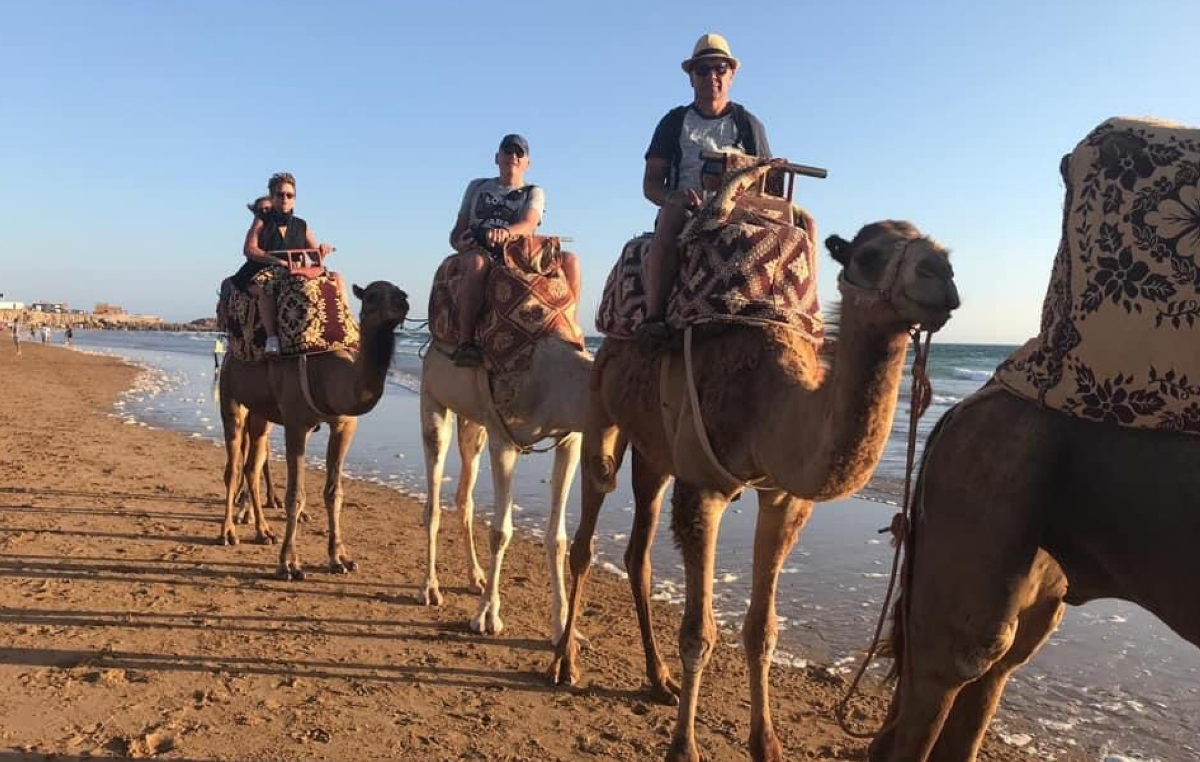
[472,186,531,230]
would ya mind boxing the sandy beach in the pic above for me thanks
[0,343,1076,761]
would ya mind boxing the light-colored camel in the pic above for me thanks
[219,281,409,580]
[421,335,590,641]
[866,384,1200,761]
[550,221,961,762]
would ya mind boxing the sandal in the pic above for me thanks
[451,343,484,367]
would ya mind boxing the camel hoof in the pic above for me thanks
[468,570,486,595]
[297,511,310,524]
[665,738,701,762]
[219,529,239,546]
[277,564,304,581]
[646,678,681,707]
[550,652,580,687]
[257,531,277,545]
[469,609,504,635]
[330,559,357,575]
[421,586,443,607]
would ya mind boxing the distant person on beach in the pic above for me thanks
[10,322,19,355]
[213,335,225,369]
[446,133,580,367]
[64,326,73,346]
[636,33,771,354]
[41,325,50,344]
[231,173,333,356]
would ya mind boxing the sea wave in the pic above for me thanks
[950,367,993,382]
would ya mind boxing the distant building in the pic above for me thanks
[0,301,25,310]
[94,303,126,315]
[30,302,67,313]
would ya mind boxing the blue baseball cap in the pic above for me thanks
[499,134,530,155]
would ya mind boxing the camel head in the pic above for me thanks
[826,220,960,331]
[352,281,410,329]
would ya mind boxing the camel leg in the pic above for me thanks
[626,448,678,704]
[220,402,248,546]
[277,424,311,581]
[745,491,812,762]
[666,482,728,762]
[550,409,627,686]
[234,432,253,523]
[323,416,358,574]
[244,414,277,544]
[420,391,453,606]
[470,436,519,635]
[455,416,487,595]
[546,432,582,644]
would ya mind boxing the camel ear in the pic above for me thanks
[826,235,851,266]
[352,284,364,300]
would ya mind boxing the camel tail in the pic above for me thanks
[882,403,958,683]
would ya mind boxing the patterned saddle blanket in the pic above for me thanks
[595,160,824,346]
[994,117,1200,434]
[428,236,584,374]
[217,267,360,363]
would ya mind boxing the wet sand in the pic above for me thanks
[0,343,1069,761]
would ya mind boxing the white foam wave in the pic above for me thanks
[951,367,992,381]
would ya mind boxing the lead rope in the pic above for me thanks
[835,327,932,738]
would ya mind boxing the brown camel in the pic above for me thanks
[218,281,409,579]
[866,386,1200,761]
[551,221,961,762]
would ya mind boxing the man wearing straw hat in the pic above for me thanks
[637,33,772,353]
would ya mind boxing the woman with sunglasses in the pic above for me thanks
[636,32,772,354]
[233,173,333,356]
[447,134,579,367]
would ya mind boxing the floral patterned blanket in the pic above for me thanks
[428,237,583,374]
[595,160,824,347]
[994,117,1200,434]
[219,267,360,362]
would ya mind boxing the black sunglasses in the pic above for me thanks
[501,145,526,158]
[692,62,731,78]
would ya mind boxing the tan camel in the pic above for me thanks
[550,221,960,762]
[866,385,1200,761]
[219,281,409,580]
[420,336,590,641]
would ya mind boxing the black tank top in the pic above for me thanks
[258,216,308,252]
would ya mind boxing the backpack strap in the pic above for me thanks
[731,103,757,156]
[664,105,690,190]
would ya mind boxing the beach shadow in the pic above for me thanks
[7,553,268,570]
[0,645,583,695]
[0,526,213,545]
[0,487,222,506]
[0,756,258,762]
[0,503,215,521]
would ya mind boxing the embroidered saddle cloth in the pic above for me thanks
[595,160,824,346]
[994,117,1200,434]
[428,236,584,374]
[218,266,360,363]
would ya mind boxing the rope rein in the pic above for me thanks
[835,327,932,738]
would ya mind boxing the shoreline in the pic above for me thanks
[0,343,1078,761]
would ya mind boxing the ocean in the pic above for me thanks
[65,328,1197,761]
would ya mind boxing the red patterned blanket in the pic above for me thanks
[596,161,823,345]
[428,237,583,373]
[217,267,360,363]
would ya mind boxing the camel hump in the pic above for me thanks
[596,160,824,347]
[996,116,1200,435]
[428,245,583,374]
[221,268,360,362]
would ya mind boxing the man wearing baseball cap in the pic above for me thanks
[637,33,772,353]
[447,134,579,367]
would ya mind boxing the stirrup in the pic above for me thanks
[451,342,484,367]
[635,317,671,356]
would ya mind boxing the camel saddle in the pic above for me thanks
[428,235,584,374]
[595,157,824,347]
[995,117,1200,435]
[217,266,360,363]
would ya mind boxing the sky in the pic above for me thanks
[1,0,1197,344]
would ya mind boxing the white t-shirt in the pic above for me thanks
[457,178,545,230]
[675,109,741,192]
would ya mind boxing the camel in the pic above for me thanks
[864,388,1200,762]
[550,220,961,762]
[212,361,283,518]
[420,335,590,642]
[219,281,409,580]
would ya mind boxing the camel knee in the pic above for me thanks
[585,454,618,493]
[490,526,512,554]
[743,609,778,665]
[945,619,1018,682]
[679,615,717,669]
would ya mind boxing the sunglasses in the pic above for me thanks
[501,146,526,158]
[273,191,296,199]
[691,62,731,78]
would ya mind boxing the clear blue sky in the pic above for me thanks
[2,1,1197,343]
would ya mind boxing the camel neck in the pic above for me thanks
[766,308,910,501]
[345,321,396,416]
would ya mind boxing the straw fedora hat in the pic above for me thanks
[681,33,740,72]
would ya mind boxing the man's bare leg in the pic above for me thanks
[453,252,489,367]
